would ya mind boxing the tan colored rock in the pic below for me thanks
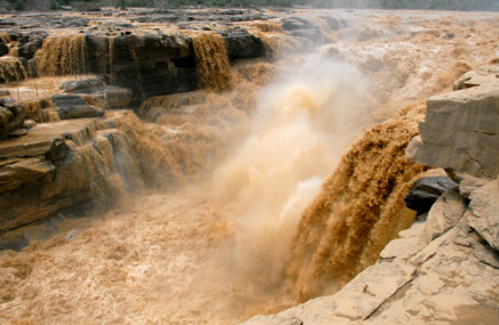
[0,117,121,234]
[453,65,499,90]
[420,187,467,244]
[469,179,499,251]
[0,110,191,241]
[407,66,499,179]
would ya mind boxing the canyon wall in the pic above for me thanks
[2,23,266,104]
[0,23,266,248]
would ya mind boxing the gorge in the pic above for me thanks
[1,6,498,325]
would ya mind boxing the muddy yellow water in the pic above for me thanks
[1,9,499,325]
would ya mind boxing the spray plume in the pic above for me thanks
[212,55,374,296]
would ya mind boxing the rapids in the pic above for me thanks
[1,8,499,325]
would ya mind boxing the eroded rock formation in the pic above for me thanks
[407,64,499,180]
[0,98,25,138]
[0,110,191,248]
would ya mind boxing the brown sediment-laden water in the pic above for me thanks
[1,8,499,325]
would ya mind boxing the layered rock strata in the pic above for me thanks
[0,110,182,248]
[1,23,266,104]
[0,98,25,138]
[407,64,499,180]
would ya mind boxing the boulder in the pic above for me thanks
[420,187,468,244]
[281,17,314,31]
[469,179,499,251]
[453,65,499,90]
[407,65,499,180]
[90,86,133,109]
[218,27,266,60]
[281,17,329,45]
[17,31,49,60]
[0,98,26,138]
[404,176,457,214]
[56,105,105,119]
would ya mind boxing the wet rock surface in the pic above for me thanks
[50,94,104,119]
[1,8,499,325]
[60,77,133,109]
[132,8,275,25]
[0,98,25,138]
[85,31,197,103]
[281,16,329,45]
[218,27,267,60]
[1,9,271,104]
[0,110,176,242]
[0,117,116,236]
[404,176,458,214]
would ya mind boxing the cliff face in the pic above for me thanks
[407,65,499,181]
[239,65,499,325]
[2,24,266,104]
[85,31,197,103]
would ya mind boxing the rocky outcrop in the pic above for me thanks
[404,176,457,214]
[2,14,88,30]
[0,116,120,237]
[133,8,275,25]
[218,27,267,60]
[86,31,197,104]
[407,64,499,180]
[85,26,264,103]
[16,31,49,60]
[0,98,25,138]
[281,17,329,45]
[50,94,104,119]
[0,110,184,249]
[2,15,267,104]
[60,76,133,109]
